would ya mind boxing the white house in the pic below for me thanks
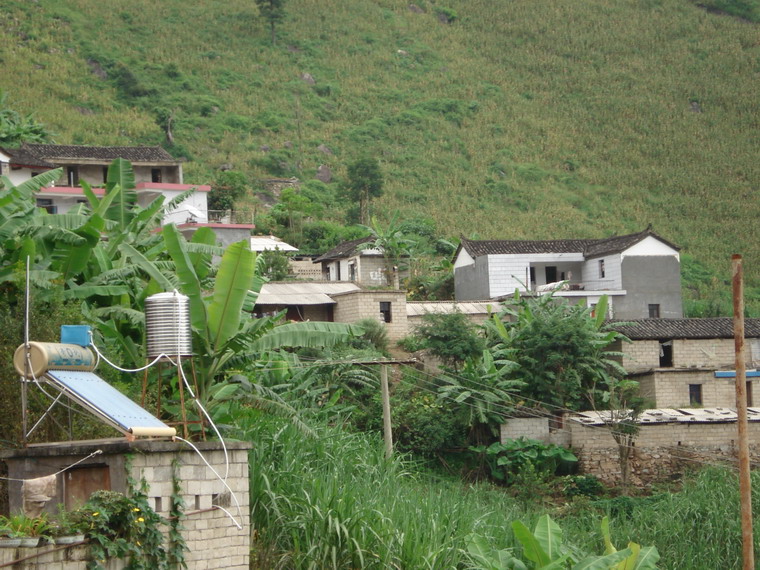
[453,227,683,320]
[0,143,254,244]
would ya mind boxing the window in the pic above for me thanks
[659,339,673,367]
[688,384,703,406]
[348,263,356,282]
[648,304,661,318]
[545,266,557,283]
[67,166,79,186]
[379,302,392,323]
[151,168,162,183]
[102,166,109,183]
[36,198,57,214]
[598,259,605,278]
[747,381,754,407]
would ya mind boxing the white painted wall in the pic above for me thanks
[487,253,585,297]
[622,235,679,261]
[583,253,623,290]
[454,248,474,269]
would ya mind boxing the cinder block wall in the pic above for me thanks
[0,439,250,570]
[333,290,408,341]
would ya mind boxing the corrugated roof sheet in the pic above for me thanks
[406,301,496,317]
[607,318,760,339]
[249,235,298,252]
[570,407,760,425]
[257,282,360,305]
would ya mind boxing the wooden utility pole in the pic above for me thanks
[732,254,754,570]
[380,366,393,459]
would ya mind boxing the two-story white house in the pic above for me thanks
[0,143,253,245]
[453,227,683,320]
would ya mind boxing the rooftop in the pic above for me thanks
[4,143,179,165]
[606,318,760,339]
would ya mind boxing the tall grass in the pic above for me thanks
[235,402,760,569]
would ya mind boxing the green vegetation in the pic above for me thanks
[0,0,757,311]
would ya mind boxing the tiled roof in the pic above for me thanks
[19,143,178,163]
[606,318,760,339]
[0,146,57,168]
[458,227,680,259]
[314,236,374,262]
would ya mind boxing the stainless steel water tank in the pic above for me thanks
[145,291,193,357]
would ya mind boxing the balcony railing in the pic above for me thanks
[207,209,255,225]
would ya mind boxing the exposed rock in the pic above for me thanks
[287,45,301,53]
[317,144,333,155]
[260,145,271,152]
[300,72,316,85]
[316,164,332,183]
[397,49,409,56]
[75,106,94,116]
[87,59,108,79]
[257,178,301,208]
[283,141,293,149]
[218,163,233,171]
[690,101,703,113]
[408,4,424,13]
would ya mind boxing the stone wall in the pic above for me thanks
[500,415,758,487]
[0,439,250,569]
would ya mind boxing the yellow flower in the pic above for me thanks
[137,517,145,523]
[132,508,140,512]
[92,512,99,517]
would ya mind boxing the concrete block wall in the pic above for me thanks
[672,338,737,368]
[499,418,571,447]
[619,340,660,370]
[333,290,408,341]
[0,439,251,570]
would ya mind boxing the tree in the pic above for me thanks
[360,213,413,288]
[413,311,484,369]
[255,0,286,45]
[345,156,383,225]
[489,292,627,412]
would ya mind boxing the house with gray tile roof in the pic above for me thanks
[453,227,683,320]
[314,236,409,287]
[0,143,254,243]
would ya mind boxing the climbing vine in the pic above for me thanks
[168,460,189,569]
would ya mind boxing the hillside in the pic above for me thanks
[1,0,758,300]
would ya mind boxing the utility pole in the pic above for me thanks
[732,254,754,570]
[349,359,416,460]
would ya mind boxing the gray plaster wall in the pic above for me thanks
[454,256,491,300]
[615,256,683,319]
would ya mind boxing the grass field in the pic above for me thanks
[1,0,758,295]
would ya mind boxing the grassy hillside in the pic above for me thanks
[1,0,758,293]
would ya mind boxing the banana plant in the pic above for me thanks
[465,515,659,570]
[161,224,359,401]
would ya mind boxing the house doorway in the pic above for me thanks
[659,339,673,367]
[545,266,557,283]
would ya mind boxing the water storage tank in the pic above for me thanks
[145,291,193,357]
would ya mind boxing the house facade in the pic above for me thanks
[0,144,253,243]
[608,318,760,408]
[453,228,683,320]
[313,237,409,287]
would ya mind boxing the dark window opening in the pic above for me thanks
[648,304,661,318]
[747,381,754,407]
[36,198,57,214]
[545,266,557,283]
[31,171,41,178]
[529,267,536,288]
[689,384,703,406]
[67,166,79,186]
[335,263,341,281]
[286,306,305,321]
[151,168,162,183]
[348,263,356,282]
[102,166,109,183]
[659,339,673,367]
[599,259,605,278]
[379,301,392,323]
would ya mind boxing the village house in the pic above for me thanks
[607,317,760,408]
[0,143,253,246]
[313,236,409,287]
[453,227,683,320]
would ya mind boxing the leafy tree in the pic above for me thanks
[259,248,291,281]
[414,311,484,369]
[345,156,383,225]
[255,0,287,45]
[208,170,248,213]
[489,293,627,412]
[359,213,414,288]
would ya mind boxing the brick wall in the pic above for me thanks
[618,338,749,372]
[332,290,408,341]
[0,439,250,569]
